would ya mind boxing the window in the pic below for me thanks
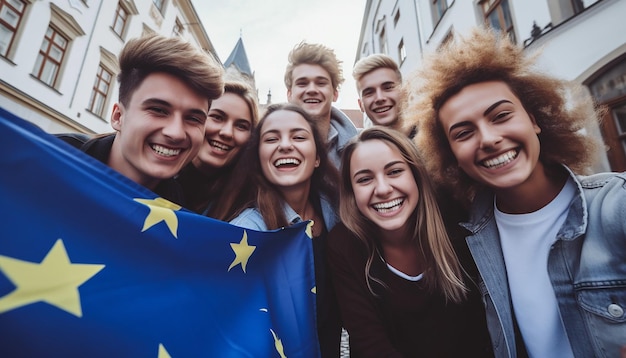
[112,2,128,37]
[32,26,68,87]
[432,0,449,24]
[393,9,400,27]
[0,0,26,57]
[379,26,387,54]
[480,0,515,43]
[152,0,165,14]
[88,64,113,118]
[172,18,183,37]
[398,38,406,65]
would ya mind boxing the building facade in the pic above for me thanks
[356,0,626,172]
[0,0,219,134]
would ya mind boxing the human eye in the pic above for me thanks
[493,110,512,122]
[362,88,374,97]
[208,112,225,122]
[388,167,405,176]
[262,135,278,143]
[235,120,251,132]
[451,127,474,141]
[383,83,396,91]
[147,106,168,116]
[295,80,307,87]
[354,175,372,185]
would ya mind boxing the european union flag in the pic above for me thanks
[0,107,320,357]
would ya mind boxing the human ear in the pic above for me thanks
[110,103,124,131]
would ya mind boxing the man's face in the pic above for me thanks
[287,64,338,121]
[357,68,401,127]
[110,72,208,189]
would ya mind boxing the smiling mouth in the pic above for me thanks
[151,144,181,157]
[304,99,321,104]
[481,149,519,169]
[274,158,301,168]
[372,198,404,213]
[209,140,232,153]
[373,106,392,113]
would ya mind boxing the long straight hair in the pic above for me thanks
[339,127,467,302]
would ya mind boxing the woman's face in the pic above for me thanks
[349,139,419,238]
[258,109,319,192]
[193,92,253,173]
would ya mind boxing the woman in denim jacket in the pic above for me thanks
[404,27,626,357]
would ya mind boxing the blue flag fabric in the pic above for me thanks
[0,107,320,357]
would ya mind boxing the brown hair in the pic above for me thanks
[117,33,224,107]
[339,127,467,302]
[403,27,602,205]
[211,103,339,226]
[284,42,344,91]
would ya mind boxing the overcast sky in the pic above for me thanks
[191,0,366,110]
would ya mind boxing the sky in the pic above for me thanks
[191,0,366,110]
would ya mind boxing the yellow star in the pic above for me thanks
[305,220,314,239]
[228,231,256,273]
[270,329,287,358]
[311,286,316,294]
[0,239,105,317]
[134,197,181,238]
[157,344,171,358]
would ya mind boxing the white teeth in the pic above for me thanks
[210,140,232,152]
[374,106,391,113]
[152,144,180,157]
[482,150,518,168]
[274,158,301,167]
[304,99,321,103]
[372,198,403,213]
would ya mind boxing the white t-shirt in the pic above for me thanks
[495,178,576,358]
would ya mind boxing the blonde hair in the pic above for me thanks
[339,127,467,303]
[118,33,224,107]
[284,42,344,91]
[352,53,402,88]
[403,27,602,205]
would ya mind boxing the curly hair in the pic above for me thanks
[118,33,224,107]
[403,27,602,205]
[284,41,344,91]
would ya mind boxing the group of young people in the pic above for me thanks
[57,28,625,357]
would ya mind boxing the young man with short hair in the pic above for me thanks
[284,42,358,168]
[59,34,224,204]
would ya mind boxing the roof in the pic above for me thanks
[223,37,252,76]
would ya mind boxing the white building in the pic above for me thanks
[0,0,219,134]
[356,0,626,172]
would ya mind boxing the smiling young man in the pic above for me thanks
[284,42,358,168]
[406,28,626,358]
[58,34,224,204]
[352,54,415,138]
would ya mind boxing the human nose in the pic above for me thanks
[219,120,234,139]
[162,114,186,141]
[374,88,385,102]
[478,125,502,149]
[278,137,293,151]
[374,176,393,197]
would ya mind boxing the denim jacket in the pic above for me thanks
[230,195,339,232]
[461,166,626,358]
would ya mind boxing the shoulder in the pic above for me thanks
[577,171,626,189]
[230,207,267,231]
[55,133,92,149]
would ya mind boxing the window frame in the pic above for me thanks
[32,26,68,87]
[0,0,27,58]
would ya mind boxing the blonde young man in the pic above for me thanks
[352,54,402,129]
[284,42,358,168]
[59,34,224,204]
